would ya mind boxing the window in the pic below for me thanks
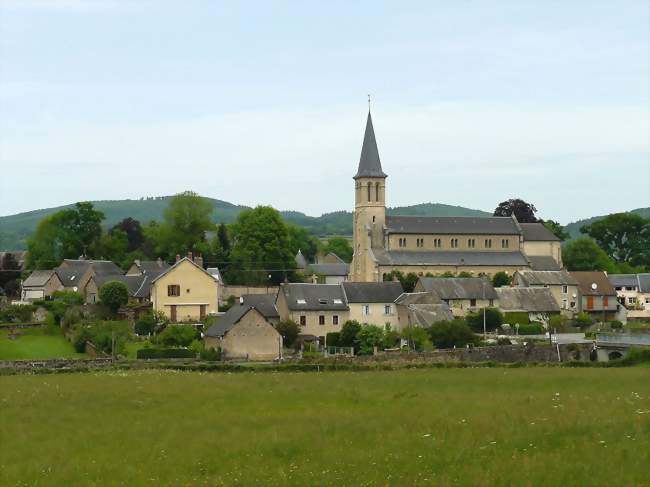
[603,296,609,307]
[586,296,594,309]
[433,238,441,248]
[489,299,494,306]
[333,315,339,325]
[562,299,568,309]
[398,238,407,248]
[318,298,328,305]
[562,285,568,294]
[362,305,370,315]
[297,299,306,305]
[470,299,477,307]
[319,315,325,325]
[167,285,180,297]
[372,216,376,223]
[468,238,475,248]
[375,182,380,202]
[628,297,637,304]
[484,239,492,249]
[299,315,307,326]
[384,304,392,315]
[451,238,458,248]
[501,239,509,249]
[333,299,343,304]
[186,289,190,294]
[416,238,424,248]
[367,182,372,201]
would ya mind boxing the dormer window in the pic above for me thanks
[296,299,306,305]
[333,299,343,304]
[318,298,328,305]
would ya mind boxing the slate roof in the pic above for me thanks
[416,277,498,300]
[520,223,561,241]
[407,304,455,326]
[130,260,170,278]
[495,287,560,312]
[394,292,443,305]
[342,282,404,303]
[22,270,56,287]
[385,215,520,235]
[150,257,218,284]
[638,274,650,293]
[374,249,529,267]
[207,267,223,283]
[93,274,149,297]
[516,270,578,286]
[308,262,350,276]
[55,260,122,286]
[354,112,387,179]
[570,271,617,296]
[241,294,279,319]
[528,255,562,271]
[204,306,270,338]
[608,274,639,288]
[280,283,349,311]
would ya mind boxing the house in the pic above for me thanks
[295,251,350,285]
[150,256,219,322]
[126,258,170,278]
[206,267,225,302]
[609,273,650,319]
[239,293,280,324]
[54,259,123,301]
[349,111,562,282]
[204,305,281,360]
[495,287,560,325]
[275,283,349,342]
[413,277,498,316]
[20,270,63,301]
[570,271,619,320]
[342,281,403,329]
[513,270,579,313]
[85,273,152,304]
[394,292,454,329]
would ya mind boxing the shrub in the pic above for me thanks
[62,307,82,328]
[428,319,477,349]
[200,347,221,361]
[276,320,300,347]
[134,313,157,336]
[136,348,196,359]
[549,315,566,329]
[609,320,623,330]
[356,324,385,355]
[401,326,432,351]
[517,323,545,335]
[621,347,650,365]
[156,325,198,347]
[466,308,503,332]
[43,312,58,335]
[497,337,512,345]
[0,304,35,323]
[99,281,130,314]
[382,329,401,349]
[492,271,511,288]
[51,290,84,305]
[339,320,362,348]
[85,321,131,355]
[575,312,593,328]
[326,332,341,347]
[73,327,93,353]
[503,312,530,325]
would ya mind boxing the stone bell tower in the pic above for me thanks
[350,110,387,282]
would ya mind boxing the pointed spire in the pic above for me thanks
[354,111,387,179]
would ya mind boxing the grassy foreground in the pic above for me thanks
[0,327,85,360]
[1,368,649,486]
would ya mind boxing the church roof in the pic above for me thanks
[520,223,560,241]
[385,216,520,235]
[354,112,387,179]
[374,249,529,267]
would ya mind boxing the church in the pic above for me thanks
[350,111,562,283]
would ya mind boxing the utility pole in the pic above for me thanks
[483,307,487,340]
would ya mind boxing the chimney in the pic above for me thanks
[195,254,204,269]
[239,296,244,305]
[188,251,193,262]
[175,254,181,262]
[157,257,163,267]
[134,259,141,268]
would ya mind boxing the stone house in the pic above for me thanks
[21,270,63,301]
[55,259,123,301]
[513,270,579,313]
[495,287,560,325]
[150,256,219,322]
[204,305,281,361]
[413,277,498,316]
[341,281,403,329]
[394,292,454,329]
[295,251,350,285]
[239,293,280,324]
[570,271,619,320]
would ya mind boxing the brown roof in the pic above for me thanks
[570,271,617,296]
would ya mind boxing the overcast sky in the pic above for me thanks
[1,0,648,224]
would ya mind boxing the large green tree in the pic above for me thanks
[580,213,650,268]
[228,206,296,285]
[562,237,616,272]
[322,236,353,263]
[287,225,319,263]
[157,192,214,258]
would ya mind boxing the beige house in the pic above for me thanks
[342,281,403,329]
[151,257,219,322]
[413,277,498,316]
[21,270,63,301]
[571,271,619,320]
[349,111,562,282]
[609,274,650,319]
[514,270,579,313]
[204,305,281,360]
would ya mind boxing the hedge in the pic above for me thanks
[503,312,530,325]
[517,323,545,335]
[136,348,197,359]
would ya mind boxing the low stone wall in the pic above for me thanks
[0,358,114,369]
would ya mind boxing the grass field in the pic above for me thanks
[0,327,86,360]
[1,368,648,486]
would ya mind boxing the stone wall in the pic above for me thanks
[0,358,114,369]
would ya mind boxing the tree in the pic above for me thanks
[542,220,570,241]
[156,324,198,347]
[492,271,511,288]
[110,217,144,252]
[339,320,362,349]
[0,253,21,297]
[493,198,538,223]
[466,307,503,332]
[134,312,157,336]
[563,237,616,272]
[287,225,319,263]
[275,320,300,347]
[322,237,353,263]
[383,270,418,292]
[356,324,385,355]
[99,229,129,266]
[401,326,432,351]
[228,206,296,285]
[580,213,650,268]
[428,319,477,349]
[99,281,129,314]
[157,192,214,258]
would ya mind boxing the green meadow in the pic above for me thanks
[1,368,648,486]
[0,327,85,360]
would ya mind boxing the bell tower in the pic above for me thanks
[351,110,387,282]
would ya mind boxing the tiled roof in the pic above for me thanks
[570,271,617,296]
[280,283,349,311]
[342,282,404,303]
[374,249,529,267]
[516,270,578,286]
[608,274,639,288]
[495,287,560,312]
[385,215,520,235]
[354,112,387,179]
[241,294,279,319]
[520,223,560,241]
[308,263,350,276]
[416,277,498,300]
[528,255,562,271]
[22,270,56,287]
[204,306,270,338]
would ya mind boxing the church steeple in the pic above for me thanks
[354,112,387,179]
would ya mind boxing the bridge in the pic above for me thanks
[595,333,650,361]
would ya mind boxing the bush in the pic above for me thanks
[466,308,503,332]
[401,326,432,351]
[276,320,300,347]
[99,281,130,314]
[134,313,157,336]
[609,320,623,330]
[136,348,196,359]
[43,312,58,335]
[492,271,511,288]
[51,290,84,305]
[156,324,198,347]
[339,320,362,349]
[621,347,650,365]
[326,332,341,347]
[503,312,530,325]
[429,319,477,349]
[382,329,401,349]
[0,304,35,323]
[575,312,593,328]
[549,315,566,329]
[356,324,385,355]
[497,337,512,345]
[200,347,221,361]
[73,327,92,353]
[517,323,545,335]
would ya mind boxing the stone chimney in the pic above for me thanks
[187,251,193,262]
[157,257,163,267]
[239,296,244,305]
[195,254,204,269]
[175,254,181,263]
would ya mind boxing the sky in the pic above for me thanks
[0,0,648,224]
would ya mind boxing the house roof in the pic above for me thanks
[516,270,578,286]
[408,304,455,327]
[206,267,223,283]
[55,260,122,286]
[241,294,279,319]
[638,274,650,293]
[342,281,404,303]
[92,274,149,297]
[495,287,560,313]
[354,112,387,179]
[528,255,562,271]
[22,270,56,288]
[394,292,443,305]
[520,223,561,241]
[295,250,308,269]
[204,306,271,338]
[150,257,218,284]
[416,277,498,300]
[385,215,520,235]
[608,274,639,288]
[130,259,170,278]
[374,249,529,267]
[570,271,617,296]
[308,262,350,277]
[280,283,349,311]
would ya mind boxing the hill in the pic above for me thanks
[564,207,650,239]
[0,198,490,250]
